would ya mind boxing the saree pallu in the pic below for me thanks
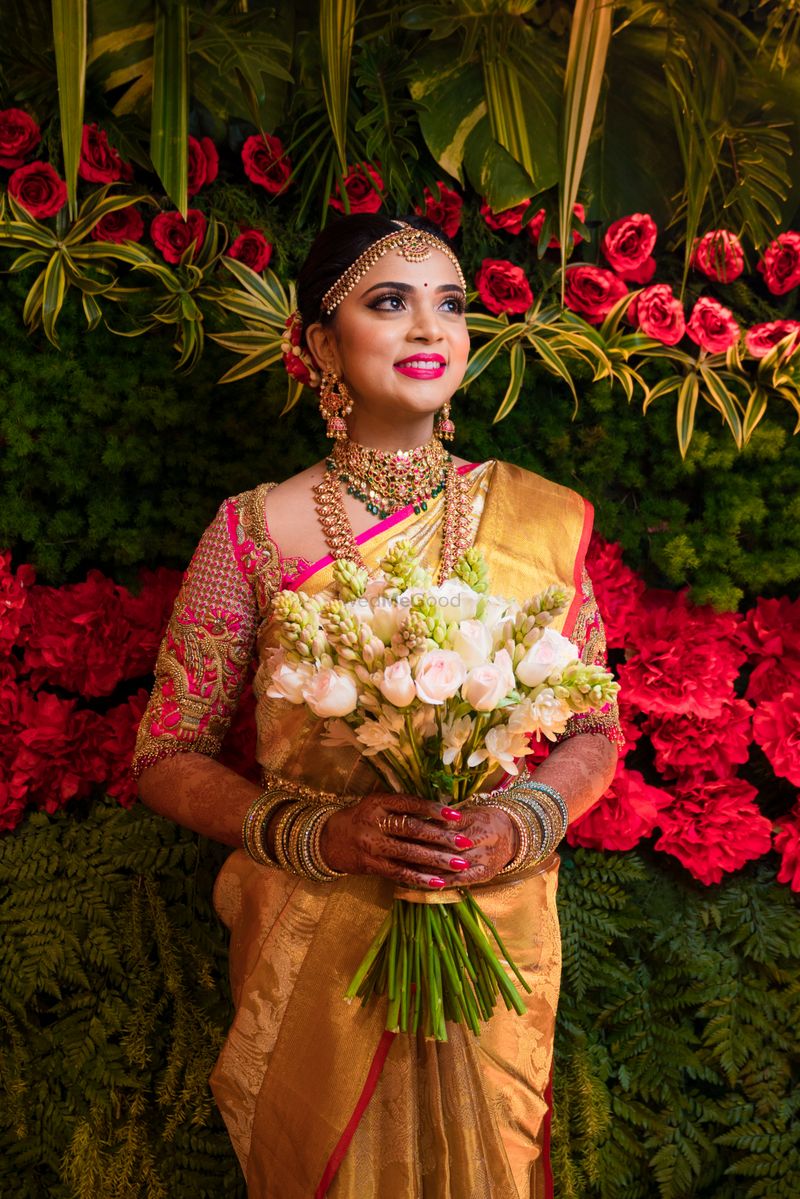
[206,460,594,1198]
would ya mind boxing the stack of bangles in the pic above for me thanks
[476,774,569,877]
[241,775,350,882]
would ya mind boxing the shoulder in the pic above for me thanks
[491,459,591,511]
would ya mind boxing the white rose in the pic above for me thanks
[461,663,509,712]
[529,687,572,740]
[266,654,316,704]
[515,628,580,688]
[428,579,480,621]
[450,618,494,668]
[414,649,467,704]
[369,597,404,643]
[302,667,359,717]
[377,660,417,707]
[480,595,514,639]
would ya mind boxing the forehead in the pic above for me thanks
[355,247,464,292]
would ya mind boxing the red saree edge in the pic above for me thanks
[314,1030,397,1199]
[563,497,594,639]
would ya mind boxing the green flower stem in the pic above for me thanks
[429,910,464,999]
[387,903,400,1002]
[463,894,532,995]
[456,903,528,1016]
[344,913,391,1002]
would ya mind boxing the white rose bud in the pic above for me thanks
[302,667,359,717]
[377,660,417,707]
[461,663,509,711]
[516,628,580,688]
[414,649,467,704]
[266,655,315,704]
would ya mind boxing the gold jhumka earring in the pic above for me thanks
[319,370,353,440]
[434,400,455,441]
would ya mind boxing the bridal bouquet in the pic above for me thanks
[267,541,619,1040]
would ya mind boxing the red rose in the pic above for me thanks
[654,778,772,885]
[619,589,745,719]
[117,567,182,679]
[752,687,800,786]
[563,265,627,324]
[567,761,673,852]
[329,162,384,214]
[691,230,744,283]
[218,682,260,783]
[78,123,124,183]
[644,697,753,783]
[529,203,586,250]
[90,204,144,244]
[150,209,207,264]
[774,801,800,892]
[92,690,150,807]
[0,550,35,651]
[585,535,646,650]
[738,596,800,703]
[757,231,800,295]
[480,199,528,235]
[241,132,292,195]
[475,258,533,316]
[416,181,462,238]
[187,135,219,196]
[745,319,800,359]
[601,213,657,283]
[0,107,41,168]
[7,161,67,219]
[685,296,740,354]
[631,283,685,345]
[227,229,273,273]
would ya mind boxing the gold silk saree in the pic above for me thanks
[133,459,617,1198]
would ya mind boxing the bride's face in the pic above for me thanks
[305,248,470,426]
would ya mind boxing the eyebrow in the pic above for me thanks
[360,280,465,297]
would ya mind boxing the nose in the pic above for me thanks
[407,301,445,342]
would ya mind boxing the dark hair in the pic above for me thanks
[296,213,458,343]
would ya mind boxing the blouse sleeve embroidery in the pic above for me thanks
[131,494,268,778]
[556,565,625,749]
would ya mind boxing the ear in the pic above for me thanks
[304,320,341,375]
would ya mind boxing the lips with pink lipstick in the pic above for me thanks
[393,353,447,379]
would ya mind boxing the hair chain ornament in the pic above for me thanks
[321,222,467,315]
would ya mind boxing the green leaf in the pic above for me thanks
[150,0,189,215]
[216,343,284,385]
[699,365,744,449]
[41,252,67,347]
[528,333,579,412]
[742,386,769,444]
[493,341,526,422]
[319,0,356,175]
[677,372,700,459]
[52,0,87,218]
[462,323,523,388]
[643,376,681,413]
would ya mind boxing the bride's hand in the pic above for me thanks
[320,792,517,888]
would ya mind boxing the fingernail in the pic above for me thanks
[428,877,447,889]
[454,834,474,849]
[441,807,462,821]
[449,857,470,871]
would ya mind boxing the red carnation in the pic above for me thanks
[329,162,384,214]
[241,132,292,196]
[475,258,533,316]
[585,535,646,650]
[10,690,106,819]
[117,567,182,680]
[563,264,627,325]
[686,296,740,354]
[632,283,685,345]
[745,319,800,359]
[92,690,150,807]
[654,778,772,885]
[416,181,462,238]
[774,801,800,892]
[0,107,41,168]
[480,199,528,235]
[90,205,144,244]
[78,123,125,183]
[7,161,67,219]
[150,209,206,264]
[617,696,645,760]
[601,213,657,283]
[691,230,744,283]
[218,682,260,783]
[739,595,800,703]
[227,229,273,273]
[567,761,672,852]
[757,232,800,296]
[752,687,800,786]
[187,135,219,196]
[0,661,20,763]
[644,697,752,783]
[529,203,586,250]
[619,589,745,719]
[0,550,35,651]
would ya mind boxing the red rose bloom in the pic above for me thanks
[150,209,207,264]
[8,161,67,219]
[187,135,219,196]
[585,535,646,650]
[774,801,800,892]
[601,213,658,283]
[90,205,144,244]
[117,567,182,680]
[619,589,745,719]
[752,687,800,786]
[691,230,744,283]
[632,283,685,345]
[480,199,528,235]
[0,550,35,651]
[563,265,627,325]
[227,229,273,273]
[654,778,772,885]
[745,319,800,359]
[0,107,41,168]
[757,231,800,295]
[739,595,800,703]
[686,296,740,354]
[529,203,586,250]
[241,132,292,195]
[475,258,533,316]
[78,123,124,183]
[329,162,384,214]
[567,761,672,852]
[416,181,462,238]
[644,697,753,783]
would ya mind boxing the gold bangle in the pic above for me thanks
[306,804,347,880]
[242,788,289,867]
[273,802,306,873]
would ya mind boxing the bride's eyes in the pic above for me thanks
[367,291,466,314]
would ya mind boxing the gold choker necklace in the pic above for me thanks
[328,437,448,518]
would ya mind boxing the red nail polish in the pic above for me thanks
[454,834,474,849]
[449,857,470,871]
[428,877,447,889]
[441,807,462,821]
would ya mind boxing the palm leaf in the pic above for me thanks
[462,324,523,388]
[41,252,67,347]
[216,344,284,385]
[493,342,526,422]
[676,371,700,459]
[528,333,580,413]
[319,0,356,175]
[742,386,769,444]
[698,365,744,449]
[52,0,88,218]
[150,0,189,215]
